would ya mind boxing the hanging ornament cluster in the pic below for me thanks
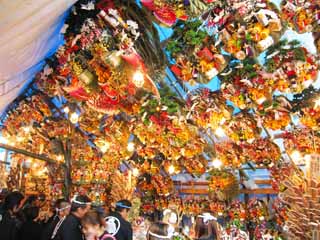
[207,169,239,200]
[167,19,228,84]
[36,1,160,116]
[186,88,233,130]
[0,2,319,234]
[131,90,206,161]
[280,0,320,35]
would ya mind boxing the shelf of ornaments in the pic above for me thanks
[72,180,109,185]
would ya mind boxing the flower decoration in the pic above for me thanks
[186,88,233,130]
[163,160,182,175]
[282,128,320,155]
[224,112,261,143]
[209,202,226,217]
[291,86,320,131]
[281,0,320,34]
[219,2,283,59]
[151,174,174,197]
[220,59,272,109]
[132,90,204,160]
[78,105,103,135]
[3,95,51,136]
[264,39,319,93]
[37,6,160,116]
[167,20,229,84]
[215,142,245,167]
[207,169,239,200]
[300,105,320,130]
[241,138,281,167]
[182,155,208,176]
[257,96,292,130]
[228,201,247,224]
[141,0,186,26]
[141,0,220,27]
[269,163,294,192]
[247,199,269,239]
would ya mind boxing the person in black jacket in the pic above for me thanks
[54,195,91,240]
[108,199,133,240]
[18,206,43,240]
[41,199,70,240]
[0,191,24,240]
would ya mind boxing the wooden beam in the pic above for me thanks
[178,188,209,195]
[0,143,63,166]
[174,181,208,186]
[240,188,277,194]
[174,179,272,186]
[254,179,272,185]
[178,188,277,195]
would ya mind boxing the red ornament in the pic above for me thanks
[153,7,177,27]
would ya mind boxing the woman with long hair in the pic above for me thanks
[147,222,175,240]
[194,213,218,240]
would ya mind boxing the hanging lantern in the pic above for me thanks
[132,70,145,88]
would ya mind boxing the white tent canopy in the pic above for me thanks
[0,0,76,114]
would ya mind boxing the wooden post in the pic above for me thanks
[63,139,72,200]
[0,143,63,166]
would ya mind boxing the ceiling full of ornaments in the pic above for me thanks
[0,0,320,238]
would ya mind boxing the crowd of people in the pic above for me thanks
[0,190,219,240]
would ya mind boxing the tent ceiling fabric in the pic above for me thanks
[0,0,77,114]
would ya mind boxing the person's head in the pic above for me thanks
[0,188,9,201]
[3,191,24,213]
[115,200,131,220]
[23,206,39,221]
[70,195,91,219]
[162,209,178,226]
[24,195,37,207]
[55,198,71,218]
[147,222,174,240]
[37,193,46,207]
[81,210,106,240]
[194,213,216,239]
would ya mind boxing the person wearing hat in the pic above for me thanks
[41,199,70,240]
[194,213,218,240]
[54,195,91,240]
[107,199,133,240]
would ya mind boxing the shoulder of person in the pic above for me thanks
[61,215,77,228]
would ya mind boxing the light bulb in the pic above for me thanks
[0,136,8,144]
[132,168,139,177]
[127,142,135,152]
[290,150,301,163]
[132,71,144,88]
[100,142,110,153]
[57,155,63,161]
[168,165,175,174]
[17,136,24,142]
[23,127,30,133]
[212,159,223,169]
[63,106,70,113]
[215,127,225,137]
[70,112,79,124]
